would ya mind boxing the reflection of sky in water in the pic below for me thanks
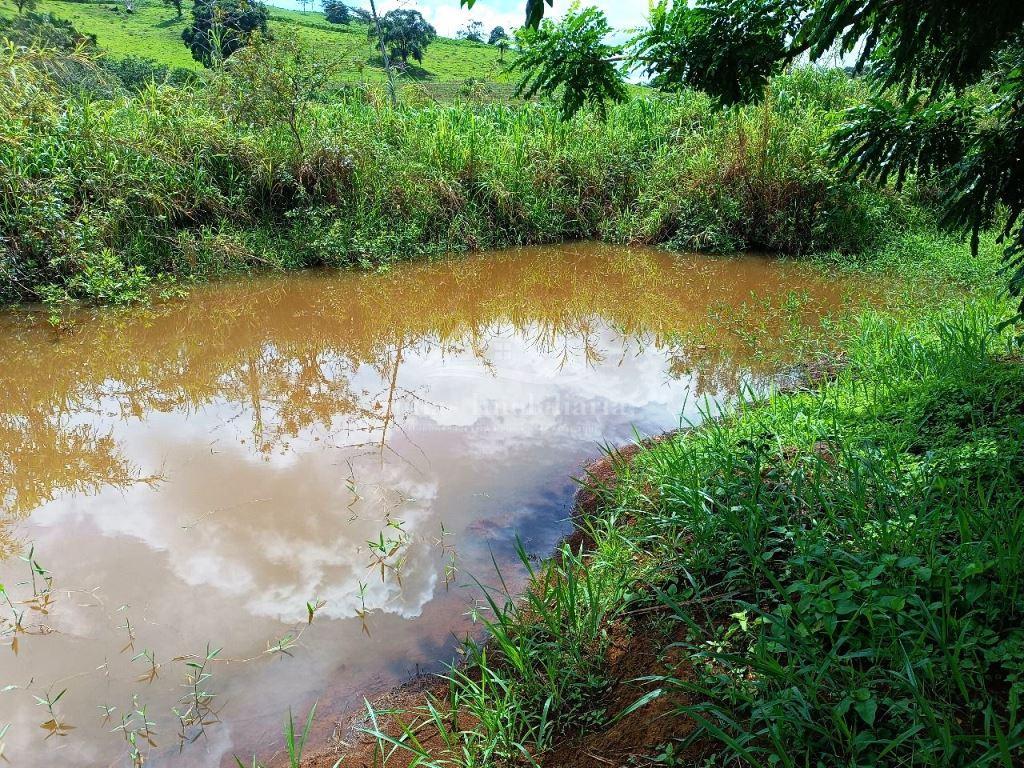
[27,326,693,623]
[0,245,847,766]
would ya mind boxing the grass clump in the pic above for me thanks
[364,302,1024,767]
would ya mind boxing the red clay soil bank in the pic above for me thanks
[297,438,706,768]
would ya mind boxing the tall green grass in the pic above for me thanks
[0,44,911,306]
[364,303,1024,767]
[631,306,1024,765]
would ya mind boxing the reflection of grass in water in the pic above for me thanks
[234,701,319,768]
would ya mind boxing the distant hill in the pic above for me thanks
[0,0,517,97]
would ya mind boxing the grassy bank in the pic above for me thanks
[2,40,915,308]
[352,285,1023,766]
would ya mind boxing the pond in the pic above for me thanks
[0,243,851,766]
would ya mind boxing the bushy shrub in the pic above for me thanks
[101,55,198,92]
[0,11,96,51]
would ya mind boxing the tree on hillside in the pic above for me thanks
[457,20,484,43]
[163,0,184,17]
[490,25,509,61]
[487,0,1024,319]
[487,25,507,45]
[513,6,626,118]
[182,0,268,67]
[349,6,372,24]
[322,0,350,25]
[13,0,37,14]
[368,9,436,65]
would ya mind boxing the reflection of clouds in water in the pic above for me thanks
[0,246,851,767]
[29,413,445,624]
[25,321,692,629]
[399,325,695,435]
[20,321,698,644]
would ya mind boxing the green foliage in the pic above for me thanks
[0,54,923,305]
[632,0,793,105]
[101,54,198,91]
[510,0,794,116]
[211,29,334,153]
[513,5,627,119]
[487,25,507,46]
[785,0,1024,316]
[369,9,436,64]
[486,0,1024,317]
[2,0,511,88]
[321,0,348,26]
[0,10,95,50]
[181,0,269,67]
[631,72,899,256]
[366,539,630,763]
[793,0,1024,94]
[633,307,1024,765]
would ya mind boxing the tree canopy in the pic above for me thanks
[631,0,795,105]
[321,0,350,25]
[487,25,508,46]
[513,6,626,119]
[369,9,437,64]
[181,0,268,67]
[213,31,332,154]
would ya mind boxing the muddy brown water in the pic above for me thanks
[0,243,852,766]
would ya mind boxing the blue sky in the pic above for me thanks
[271,0,652,37]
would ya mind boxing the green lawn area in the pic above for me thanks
[0,0,514,87]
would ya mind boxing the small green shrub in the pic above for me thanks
[101,55,197,92]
